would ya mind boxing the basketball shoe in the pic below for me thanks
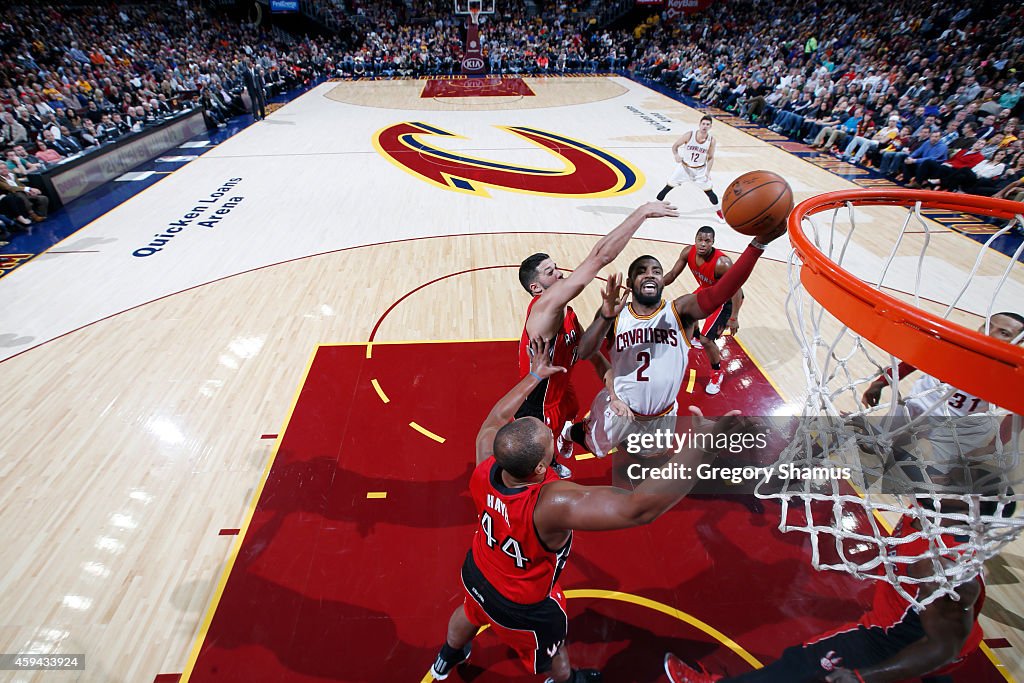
[664,654,723,682]
[706,369,725,395]
[552,461,573,479]
[556,420,575,459]
[431,643,471,680]
[715,209,726,224]
[690,336,703,349]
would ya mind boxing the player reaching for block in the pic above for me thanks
[516,201,678,478]
[430,336,747,683]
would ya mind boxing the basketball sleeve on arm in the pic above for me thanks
[694,244,762,316]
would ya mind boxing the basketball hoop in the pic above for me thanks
[758,189,1024,609]
[468,6,480,25]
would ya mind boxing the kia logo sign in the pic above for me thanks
[462,57,484,70]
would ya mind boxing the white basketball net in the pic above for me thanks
[757,195,1024,609]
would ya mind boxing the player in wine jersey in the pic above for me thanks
[655,115,724,224]
[431,337,753,683]
[664,504,994,683]
[860,312,1024,482]
[563,221,783,459]
[663,226,744,395]
[517,201,679,478]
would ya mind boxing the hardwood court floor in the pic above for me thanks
[0,77,1020,681]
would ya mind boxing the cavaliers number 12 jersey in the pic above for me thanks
[611,300,688,416]
[682,130,712,168]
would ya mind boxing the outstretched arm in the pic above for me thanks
[475,338,566,464]
[861,361,918,407]
[526,201,678,339]
[661,246,691,287]
[535,409,745,532]
[715,254,744,334]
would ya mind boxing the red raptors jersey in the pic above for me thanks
[469,457,572,603]
[859,515,985,663]
[517,297,583,427]
[687,247,722,289]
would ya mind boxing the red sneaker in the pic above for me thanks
[706,369,725,395]
[664,654,723,683]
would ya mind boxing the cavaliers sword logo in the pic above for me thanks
[373,122,643,198]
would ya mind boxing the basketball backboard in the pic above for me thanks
[454,0,495,14]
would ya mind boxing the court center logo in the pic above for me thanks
[373,121,643,198]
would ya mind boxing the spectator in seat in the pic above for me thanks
[908,139,987,188]
[0,165,49,221]
[899,129,949,183]
[842,115,901,165]
[33,140,63,166]
[944,148,1010,192]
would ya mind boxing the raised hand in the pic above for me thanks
[754,216,788,245]
[600,273,628,320]
[639,200,679,219]
[528,337,567,379]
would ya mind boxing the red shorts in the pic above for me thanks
[544,384,579,432]
[461,582,568,674]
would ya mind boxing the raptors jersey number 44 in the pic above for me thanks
[611,301,689,416]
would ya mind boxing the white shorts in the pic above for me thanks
[585,389,678,459]
[668,164,713,191]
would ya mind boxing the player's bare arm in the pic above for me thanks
[705,137,717,172]
[577,272,626,361]
[673,221,787,325]
[475,338,566,464]
[661,245,692,287]
[714,253,743,334]
[526,201,678,339]
[828,567,980,683]
[671,131,693,163]
[862,361,918,407]
[533,409,745,542]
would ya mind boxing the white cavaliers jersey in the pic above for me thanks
[610,300,689,416]
[905,374,991,418]
[681,130,712,168]
[901,374,998,465]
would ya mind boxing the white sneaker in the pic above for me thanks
[715,209,726,224]
[556,421,574,459]
[706,369,725,395]
[690,337,703,349]
[552,462,572,479]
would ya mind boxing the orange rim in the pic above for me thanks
[788,189,1024,415]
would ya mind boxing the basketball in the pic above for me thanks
[721,170,794,237]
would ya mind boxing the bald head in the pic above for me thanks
[493,417,551,479]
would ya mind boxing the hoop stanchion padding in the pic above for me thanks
[788,189,1024,415]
